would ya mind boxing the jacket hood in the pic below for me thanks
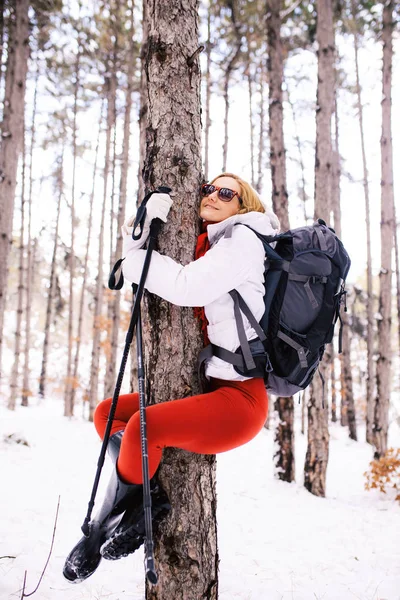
[206,210,280,245]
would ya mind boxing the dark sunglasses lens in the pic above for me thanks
[201,184,215,197]
[218,188,235,201]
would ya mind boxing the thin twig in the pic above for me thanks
[22,496,60,598]
[20,571,27,600]
[0,555,16,559]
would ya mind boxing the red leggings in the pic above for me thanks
[93,378,268,484]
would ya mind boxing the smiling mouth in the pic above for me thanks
[204,205,217,209]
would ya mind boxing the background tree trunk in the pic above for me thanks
[70,113,102,408]
[0,0,4,96]
[332,82,356,440]
[38,156,63,399]
[256,60,266,195]
[104,7,135,400]
[64,44,81,415]
[9,129,26,410]
[203,4,212,182]
[266,0,289,231]
[351,0,374,444]
[374,0,395,459]
[266,0,295,483]
[222,0,242,172]
[304,0,335,497]
[246,56,255,187]
[141,1,218,597]
[87,73,117,421]
[0,0,30,385]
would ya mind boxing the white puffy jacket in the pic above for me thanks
[122,210,280,381]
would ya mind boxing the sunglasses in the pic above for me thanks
[201,183,242,203]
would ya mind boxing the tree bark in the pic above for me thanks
[332,80,356,439]
[0,0,30,384]
[273,396,295,481]
[266,0,289,231]
[203,4,211,182]
[350,0,374,444]
[314,0,335,222]
[330,342,337,422]
[304,0,335,497]
[222,0,242,172]
[38,156,63,398]
[266,0,294,483]
[20,65,38,407]
[246,57,255,187]
[141,1,218,598]
[87,73,117,421]
[287,80,309,224]
[0,0,5,97]
[64,42,81,416]
[374,0,395,459]
[104,11,135,400]
[394,215,400,394]
[9,125,26,410]
[256,60,266,195]
[70,110,102,409]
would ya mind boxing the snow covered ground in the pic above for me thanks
[1,398,399,600]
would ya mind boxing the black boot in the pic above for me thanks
[101,475,171,561]
[63,431,141,583]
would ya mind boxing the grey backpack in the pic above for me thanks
[199,219,351,397]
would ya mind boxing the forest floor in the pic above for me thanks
[1,397,399,600]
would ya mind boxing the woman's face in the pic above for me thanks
[199,176,242,223]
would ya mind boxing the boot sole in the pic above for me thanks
[101,505,170,561]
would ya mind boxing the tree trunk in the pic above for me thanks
[374,0,395,459]
[9,127,26,410]
[314,0,335,222]
[38,157,63,398]
[87,73,117,421]
[266,0,289,231]
[273,396,295,481]
[256,60,266,195]
[287,80,309,224]
[222,1,241,172]
[394,216,400,393]
[266,0,294,483]
[20,67,38,406]
[141,1,218,597]
[0,0,4,97]
[351,0,374,443]
[341,306,357,440]
[64,45,81,416]
[304,0,335,497]
[70,110,102,409]
[332,80,356,439]
[330,342,337,422]
[0,0,30,384]
[104,13,135,400]
[203,4,211,182]
[247,58,255,187]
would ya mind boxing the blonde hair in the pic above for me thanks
[210,172,265,215]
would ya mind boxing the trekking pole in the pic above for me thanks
[81,187,171,564]
[136,299,157,584]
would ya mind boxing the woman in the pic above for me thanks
[63,173,279,583]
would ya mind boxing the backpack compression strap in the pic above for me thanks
[197,289,267,377]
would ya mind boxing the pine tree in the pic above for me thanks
[304,0,335,497]
[374,0,395,459]
[0,0,30,384]
[140,1,217,597]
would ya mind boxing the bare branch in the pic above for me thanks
[21,496,60,598]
